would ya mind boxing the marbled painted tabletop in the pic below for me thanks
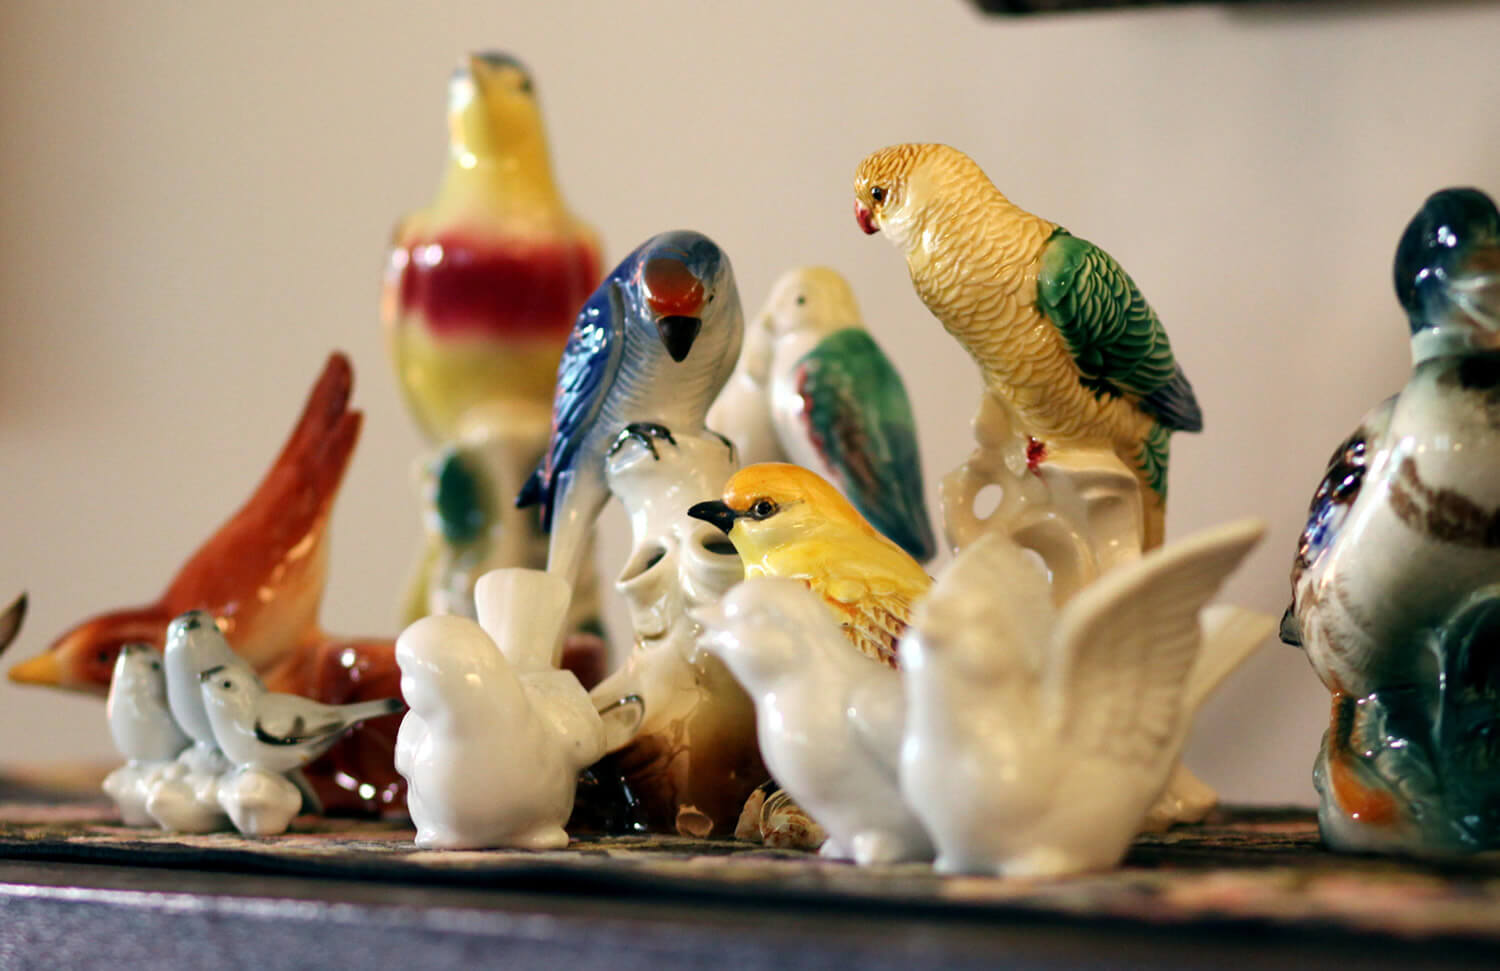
[2,793,1499,946]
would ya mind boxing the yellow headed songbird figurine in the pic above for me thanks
[688,463,931,667]
[854,143,1202,549]
[383,52,602,442]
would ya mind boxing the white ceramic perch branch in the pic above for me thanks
[587,431,764,837]
[941,389,1267,828]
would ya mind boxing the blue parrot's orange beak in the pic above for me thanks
[855,201,878,235]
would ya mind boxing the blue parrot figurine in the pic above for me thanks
[1285,187,1500,857]
[518,230,744,585]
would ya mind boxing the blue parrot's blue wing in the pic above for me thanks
[795,328,937,562]
[517,282,625,530]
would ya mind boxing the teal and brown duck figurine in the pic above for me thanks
[1284,187,1500,856]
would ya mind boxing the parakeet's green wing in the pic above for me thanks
[1036,230,1201,433]
[796,329,937,562]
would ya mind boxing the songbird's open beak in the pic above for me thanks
[687,501,740,536]
[657,315,702,363]
[855,201,879,235]
[8,651,61,686]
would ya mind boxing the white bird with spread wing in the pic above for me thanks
[900,519,1269,877]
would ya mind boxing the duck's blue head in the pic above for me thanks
[1395,188,1500,358]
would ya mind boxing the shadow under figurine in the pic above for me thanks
[1285,187,1500,857]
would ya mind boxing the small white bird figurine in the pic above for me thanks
[197,666,403,836]
[900,519,1265,877]
[102,643,190,825]
[708,267,936,562]
[162,610,244,770]
[395,568,609,849]
[149,609,247,832]
[198,665,404,775]
[693,577,932,865]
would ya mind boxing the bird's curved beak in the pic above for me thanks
[657,315,702,363]
[8,651,61,686]
[855,201,879,235]
[688,501,740,536]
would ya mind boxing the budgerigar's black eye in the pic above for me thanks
[222,679,232,690]
[796,295,806,306]
[870,185,887,205]
[751,499,777,520]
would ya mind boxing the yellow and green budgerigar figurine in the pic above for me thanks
[854,143,1202,549]
[688,462,931,668]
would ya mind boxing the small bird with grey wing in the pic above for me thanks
[198,665,405,775]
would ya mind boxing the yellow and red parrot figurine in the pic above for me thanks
[382,51,602,443]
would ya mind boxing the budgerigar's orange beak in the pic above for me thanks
[855,201,878,235]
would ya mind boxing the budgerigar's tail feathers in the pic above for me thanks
[1140,364,1202,434]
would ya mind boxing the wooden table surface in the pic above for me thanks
[2,793,1499,969]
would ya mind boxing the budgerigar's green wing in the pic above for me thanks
[795,328,937,562]
[1036,230,1202,436]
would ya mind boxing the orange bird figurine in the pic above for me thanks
[8,353,405,815]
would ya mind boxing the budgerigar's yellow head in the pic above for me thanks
[853,143,1001,249]
[448,52,549,170]
[687,463,882,566]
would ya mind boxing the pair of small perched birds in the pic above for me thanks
[108,610,402,832]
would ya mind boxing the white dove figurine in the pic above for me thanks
[692,577,932,865]
[102,643,190,825]
[900,519,1266,877]
[395,568,608,849]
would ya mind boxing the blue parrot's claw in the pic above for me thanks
[610,422,677,461]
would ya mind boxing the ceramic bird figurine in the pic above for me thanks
[692,578,932,865]
[383,51,601,443]
[707,267,936,562]
[854,144,1202,549]
[199,666,404,775]
[102,644,190,825]
[7,354,405,815]
[145,611,248,832]
[518,230,744,592]
[901,519,1264,877]
[688,463,930,667]
[395,569,607,849]
[1285,187,1500,856]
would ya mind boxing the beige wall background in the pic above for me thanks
[2,0,1497,803]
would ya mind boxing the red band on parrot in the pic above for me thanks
[854,201,878,235]
[394,233,601,340]
[642,256,704,316]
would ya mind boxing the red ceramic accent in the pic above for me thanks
[395,233,600,341]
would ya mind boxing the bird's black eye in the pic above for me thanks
[870,185,887,205]
[751,499,777,520]
[518,77,533,94]
[796,295,806,306]
[222,680,232,689]
[97,649,112,666]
